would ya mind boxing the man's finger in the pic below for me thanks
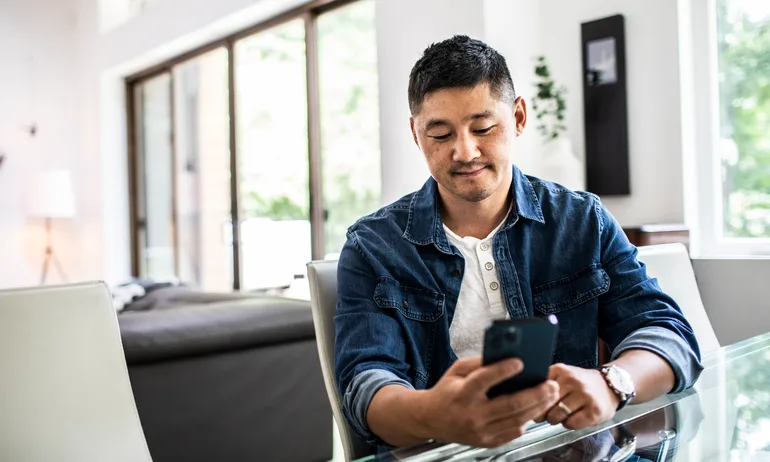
[484,380,559,421]
[551,376,576,400]
[448,357,484,377]
[548,363,570,381]
[562,409,595,430]
[545,392,583,426]
[463,359,523,394]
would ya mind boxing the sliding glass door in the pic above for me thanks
[318,0,381,259]
[235,19,312,293]
[128,0,379,295]
[172,48,233,291]
[134,73,175,280]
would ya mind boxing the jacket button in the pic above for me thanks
[451,269,461,277]
[402,300,409,309]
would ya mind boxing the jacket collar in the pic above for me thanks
[403,165,545,254]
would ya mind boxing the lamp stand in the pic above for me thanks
[40,217,68,285]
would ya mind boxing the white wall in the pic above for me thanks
[0,0,81,288]
[483,0,542,177]
[539,0,685,227]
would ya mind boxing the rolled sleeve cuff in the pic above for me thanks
[342,369,414,445]
[610,326,704,393]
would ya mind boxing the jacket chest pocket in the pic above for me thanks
[532,265,610,367]
[373,278,444,387]
[532,264,610,315]
[373,278,444,322]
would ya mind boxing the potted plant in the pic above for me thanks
[531,56,584,190]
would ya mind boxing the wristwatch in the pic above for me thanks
[600,365,636,411]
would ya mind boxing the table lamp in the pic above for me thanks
[28,169,76,284]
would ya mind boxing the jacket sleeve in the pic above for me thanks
[594,199,704,392]
[334,231,415,444]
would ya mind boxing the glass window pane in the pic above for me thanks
[172,48,233,291]
[135,73,176,280]
[717,0,770,238]
[318,0,381,259]
[235,19,311,295]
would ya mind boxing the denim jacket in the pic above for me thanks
[334,166,703,446]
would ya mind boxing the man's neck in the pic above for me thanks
[439,184,512,240]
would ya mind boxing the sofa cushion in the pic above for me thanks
[119,295,315,364]
[122,286,260,312]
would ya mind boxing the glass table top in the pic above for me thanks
[355,332,770,461]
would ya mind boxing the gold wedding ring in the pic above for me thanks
[557,401,573,416]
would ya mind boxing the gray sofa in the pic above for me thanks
[118,287,333,462]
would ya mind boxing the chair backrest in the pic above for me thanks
[636,243,721,354]
[307,261,374,462]
[0,282,153,462]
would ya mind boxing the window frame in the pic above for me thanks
[125,0,362,290]
[682,0,770,257]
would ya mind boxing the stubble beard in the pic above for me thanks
[447,169,497,203]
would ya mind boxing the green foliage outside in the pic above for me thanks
[243,191,308,221]
[715,2,770,452]
[717,1,770,238]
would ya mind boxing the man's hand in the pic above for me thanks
[414,357,560,448]
[540,363,619,430]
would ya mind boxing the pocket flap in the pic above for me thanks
[533,265,610,315]
[374,278,444,322]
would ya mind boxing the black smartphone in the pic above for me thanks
[482,315,559,399]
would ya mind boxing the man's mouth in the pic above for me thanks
[452,166,487,177]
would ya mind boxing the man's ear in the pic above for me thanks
[513,97,527,137]
[410,117,420,147]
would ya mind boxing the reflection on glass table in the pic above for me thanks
[354,332,770,462]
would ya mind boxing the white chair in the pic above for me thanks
[0,282,152,462]
[307,261,374,462]
[636,243,721,354]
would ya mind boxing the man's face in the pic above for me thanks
[410,83,526,203]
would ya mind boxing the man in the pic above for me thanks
[334,35,702,451]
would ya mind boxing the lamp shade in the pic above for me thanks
[28,169,76,218]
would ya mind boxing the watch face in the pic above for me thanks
[607,366,635,395]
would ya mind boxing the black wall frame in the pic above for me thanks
[581,14,631,196]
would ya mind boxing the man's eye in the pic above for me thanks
[430,134,452,141]
[474,126,495,135]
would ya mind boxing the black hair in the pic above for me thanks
[408,35,516,115]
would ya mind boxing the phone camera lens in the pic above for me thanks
[504,328,517,344]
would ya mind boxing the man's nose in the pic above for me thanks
[452,132,480,163]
